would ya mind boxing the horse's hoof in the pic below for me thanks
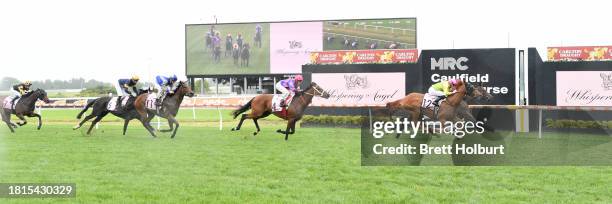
[231,128,236,131]
[276,129,282,133]
[253,132,258,136]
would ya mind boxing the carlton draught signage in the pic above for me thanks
[311,72,405,107]
[421,48,515,105]
[556,71,612,106]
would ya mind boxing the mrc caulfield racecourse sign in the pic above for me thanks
[556,71,612,106]
[311,72,405,107]
[420,48,516,105]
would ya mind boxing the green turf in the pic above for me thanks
[1,109,611,203]
[323,19,416,50]
[186,24,270,75]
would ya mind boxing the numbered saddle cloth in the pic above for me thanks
[271,93,294,112]
[106,97,120,111]
[145,93,158,110]
[421,93,443,110]
[2,96,19,110]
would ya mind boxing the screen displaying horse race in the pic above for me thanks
[185,18,417,75]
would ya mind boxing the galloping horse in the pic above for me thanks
[231,82,330,140]
[1,89,50,132]
[254,30,262,48]
[386,80,474,126]
[134,81,194,138]
[73,89,150,135]
[240,44,250,67]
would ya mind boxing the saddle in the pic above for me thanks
[2,96,19,110]
[272,93,294,115]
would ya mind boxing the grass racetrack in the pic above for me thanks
[0,109,611,203]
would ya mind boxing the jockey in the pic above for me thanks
[428,79,460,106]
[10,80,32,105]
[155,74,179,106]
[236,33,243,48]
[275,75,303,107]
[255,24,263,34]
[118,75,140,97]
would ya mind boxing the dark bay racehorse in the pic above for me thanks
[225,36,233,57]
[1,89,50,132]
[232,44,240,66]
[134,81,194,138]
[73,90,151,135]
[231,82,330,140]
[254,30,262,48]
[240,44,250,67]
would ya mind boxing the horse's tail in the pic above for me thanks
[232,98,253,119]
[76,99,96,119]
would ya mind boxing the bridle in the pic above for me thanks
[298,85,326,104]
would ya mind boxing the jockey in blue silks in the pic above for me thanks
[275,75,303,107]
[155,74,179,106]
[118,75,140,97]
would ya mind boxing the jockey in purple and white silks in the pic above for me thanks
[212,32,221,48]
[255,24,263,34]
[155,74,179,106]
[275,75,303,107]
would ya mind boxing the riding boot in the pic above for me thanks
[433,96,445,106]
[10,96,19,108]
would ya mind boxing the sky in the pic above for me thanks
[1,0,611,83]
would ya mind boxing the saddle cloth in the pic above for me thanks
[107,97,120,111]
[2,96,19,110]
[421,93,444,110]
[145,93,158,110]
[106,96,132,111]
[271,93,294,112]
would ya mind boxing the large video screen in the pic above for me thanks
[185,18,416,76]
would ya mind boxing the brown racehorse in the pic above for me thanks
[386,80,473,126]
[1,89,50,132]
[133,81,194,138]
[231,82,330,140]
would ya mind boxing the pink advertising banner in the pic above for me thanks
[270,22,323,74]
[311,72,405,107]
[556,71,612,106]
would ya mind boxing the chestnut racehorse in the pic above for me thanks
[386,80,474,126]
[231,82,330,140]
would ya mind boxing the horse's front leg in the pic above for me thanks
[27,113,42,130]
[15,114,27,126]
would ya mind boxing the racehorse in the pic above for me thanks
[134,81,194,138]
[213,46,221,63]
[254,30,262,48]
[386,80,475,130]
[231,82,330,140]
[73,90,151,136]
[1,89,50,133]
[240,43,250,67]
[225,37,233,57]
[232,44,240,66]
[456,83,493,122]
[205,33,212,52]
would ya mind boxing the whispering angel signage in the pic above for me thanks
[556,71,612,106]
[311,72,405,106]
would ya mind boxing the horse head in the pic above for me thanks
[34,88,50,103]
[307,82,330,99]
[469,82,493,104]
[176,81,195,97]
